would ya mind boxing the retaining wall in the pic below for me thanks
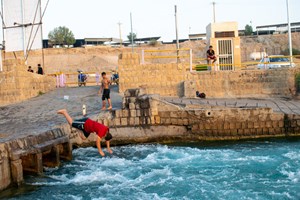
[0,128,72,191]
[118,53,300,98]
[0,59,56,106]
[71,89,300,147]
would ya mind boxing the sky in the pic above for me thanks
[3,0,300,42]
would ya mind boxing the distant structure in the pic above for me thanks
[43,37,161,48]
[2,0,43,57]
[256,22,300,35]
[206,21,241,70]
[188,33,206,40]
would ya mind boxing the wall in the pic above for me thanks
[119,53,300,98]
[91,89,300,145]
[118,53,186,96]
[0,59,56,106]
[185,68,299,98]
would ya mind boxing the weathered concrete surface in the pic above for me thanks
[119,53,300,98]
[1,85,300,192]
[0,85,122,143]
[0,85,122,191]
[69,88,300,147]
[0,59,56,106]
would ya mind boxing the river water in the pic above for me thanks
[3,140,300,200]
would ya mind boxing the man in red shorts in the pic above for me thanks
[57,109,113,157]
[207,45,217,64]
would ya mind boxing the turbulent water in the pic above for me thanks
[3,140,300,200]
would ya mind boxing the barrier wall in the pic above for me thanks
[118,53,300,98]
[0,59,56,106]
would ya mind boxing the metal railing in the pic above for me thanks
[47,72,101,87]
[141,48,193,69]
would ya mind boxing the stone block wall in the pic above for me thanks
[118,53,186,96]
[185,69,299,98]
[118,53,300,98]
[0,59,56,106]
[95,89,300,144]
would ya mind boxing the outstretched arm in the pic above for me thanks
[98,83,103,95]
[96,136,105,157]
[106,141,113,154]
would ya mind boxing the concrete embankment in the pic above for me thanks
[2,89,300,192]
[0,127,72,191]
[76,89,300,148]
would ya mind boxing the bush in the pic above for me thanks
[148,39,159,46]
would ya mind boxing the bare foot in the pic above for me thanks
[107,106,112,110]
[57,109,67,114]
[101,107,106,111]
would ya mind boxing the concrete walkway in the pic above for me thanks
[1,86,300,143]
[163,97,300,115]
[0,85,122,143]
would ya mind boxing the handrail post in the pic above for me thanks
[189,49,193,72]
[141,49,145,65]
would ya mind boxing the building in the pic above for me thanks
[43,38,121,48]
[188,33,206,40]
[256,22,300,35]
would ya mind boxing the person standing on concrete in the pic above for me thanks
[99,72,112,110]
[57,109,113,157]
[37,64,44,75]
[207,46,217,64]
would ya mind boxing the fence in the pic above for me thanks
[140,49,300,72]
[48,72,101,87]
[141,48,193,68]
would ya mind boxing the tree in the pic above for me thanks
[244,24,253,36]
[48,26,76,47]
[127,32,137,42]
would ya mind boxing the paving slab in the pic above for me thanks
[0,85,122,143]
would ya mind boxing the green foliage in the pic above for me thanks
[295,73,300,93]
[38,91,45,96]
[149,39,159,46]
[48,26,76,47]
[127,32,137,42]
[281,48,300,56]
[244,24,253,36]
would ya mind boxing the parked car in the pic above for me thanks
[257,55,296,69]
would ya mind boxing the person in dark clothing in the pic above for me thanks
[27,66,34,73]
[207,46,217,64]
[37,64,44,75]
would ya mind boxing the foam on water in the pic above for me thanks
[5,141,300,200]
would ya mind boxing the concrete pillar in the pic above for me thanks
[42,145,60,168]
[59,142,72,161]
[10,159,23,186]
[21,153,43,175]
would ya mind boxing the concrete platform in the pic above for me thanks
[162,97,300,115]
[0,85,122,143]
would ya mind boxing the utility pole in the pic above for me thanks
[286,0,293,65]
[175,5,179,50]
[117,21,123,47]
[212,1,216,23]
[130,12,134,53]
